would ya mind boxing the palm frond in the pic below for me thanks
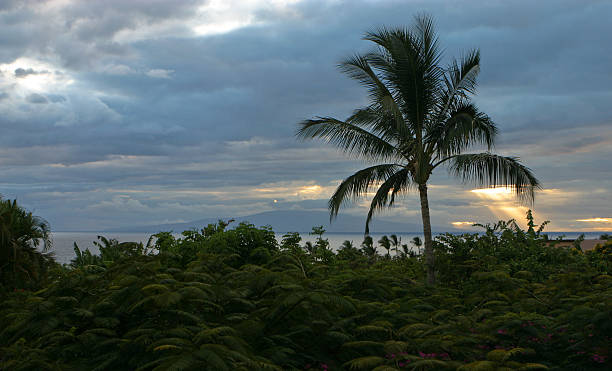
[339,56,405,131]
[440,49,480,110]
[428,102,497,157]
[365,168,412,234]
[448,153,541,204]
[329,164,404,220]
[364,19,442,129]
[347,106,413,148]
[296,117,401,161]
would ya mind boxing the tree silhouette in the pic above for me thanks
[297,15,539,284]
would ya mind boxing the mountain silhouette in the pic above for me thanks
[107,210,461,233]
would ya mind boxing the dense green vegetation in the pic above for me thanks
[0,197,54,292]
[297,15,539,285]
[1,208,610,370]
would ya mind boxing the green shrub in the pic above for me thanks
[1,214,609,369]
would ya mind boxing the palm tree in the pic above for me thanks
[378,235,391,257]
[360,235,377,258]
[297,15,539,284]
[341,240,355,250]
[412,236,423,255]
[401,243,411,257]
[0,197,53,289]
[389,234,401,255]
[303,241,316,255]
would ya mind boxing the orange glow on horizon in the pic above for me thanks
[451,221,475,227]
[576,218,612,223]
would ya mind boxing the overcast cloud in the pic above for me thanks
[0,0,611,232]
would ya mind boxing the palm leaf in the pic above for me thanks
[428,102,497,157]
[448,153,540,204]
[297,116,401,161]
[365,167,413,233]
[438,49,481,119]
[339,56,411,139]
[329,164,403,219]
[344,356,386,370]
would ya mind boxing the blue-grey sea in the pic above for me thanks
[47,231,606,264]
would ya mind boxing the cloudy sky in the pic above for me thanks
[1,0,611,232]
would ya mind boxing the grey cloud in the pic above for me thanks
[0,0,37,12]
[15,67,48,77]
[0,0,203,68]
[1,0,611,231]
[496,124,612,175]
[434,199,473,207]
[26,93,47,103]
[47,94,66,103]
[145,69,173,79]
[557,136,610,155]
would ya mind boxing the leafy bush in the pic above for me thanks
[0,197,56,292]
[1,214,610,369]
[434,212,605,286]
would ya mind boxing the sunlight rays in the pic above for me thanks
[470,187,512,199]
[470,187,531,226]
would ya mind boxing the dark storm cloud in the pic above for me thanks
[0,0,611,230]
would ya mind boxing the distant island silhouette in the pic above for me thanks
[103,210,467,234]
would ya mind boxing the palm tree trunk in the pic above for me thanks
[418,183,435,285]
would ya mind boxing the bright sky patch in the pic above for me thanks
[451,221,474,226]
[576,218,612,223]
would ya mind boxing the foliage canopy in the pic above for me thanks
[1,213,610,370]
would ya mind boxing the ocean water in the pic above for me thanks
[48,231,606,265]
[49,232,423,264]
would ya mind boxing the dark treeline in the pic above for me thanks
[1,198,611,370]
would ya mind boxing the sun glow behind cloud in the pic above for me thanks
[451,221,475,227]
[0,58,72,93]
[252,181,335,201]
[470,187,512,198]
[470,187,530,226]
[102,181,334,211]
[297,184,322,196]
[193,0,301,36]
